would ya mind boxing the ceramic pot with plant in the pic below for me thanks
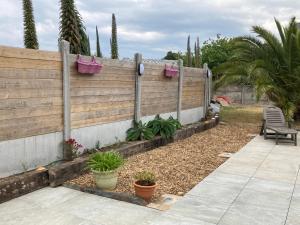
[134,171,157,202]
[87,151,124,190]
[64,138,83,161]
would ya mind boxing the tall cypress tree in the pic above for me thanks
[197,37,202,67]
[194,37,201,68]
[186,35,192,67]
[59,0,81,54]
[111,13,119,59]
[194,42,197,68]
[23,0,39,49]
[96,26,102,57]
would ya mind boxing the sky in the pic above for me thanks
[0,0,299,59]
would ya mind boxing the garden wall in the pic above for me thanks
[0,44,207,178]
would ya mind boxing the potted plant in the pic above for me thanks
[87,151,124,190]
[134,171,157,202]
[64,138,83,161]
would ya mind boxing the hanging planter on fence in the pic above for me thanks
[164,64,179,78]
[76,55,103,74]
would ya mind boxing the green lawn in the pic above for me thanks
[220,105,263,125]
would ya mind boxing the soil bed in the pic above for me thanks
[66,116,259,201]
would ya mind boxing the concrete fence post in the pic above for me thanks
[203,63,209,118]
[134,53,142,122]
[60,40,71,144]
[177,59,183,123]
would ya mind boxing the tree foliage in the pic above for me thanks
[23,0,39,49]
[96,26,102,57]
[111,13,119,59]
[59,0,89,55]
[201,35,233,74]
[186,35,192,67]
[215,18,300,120]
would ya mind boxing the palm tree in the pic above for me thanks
[216,17,300,120]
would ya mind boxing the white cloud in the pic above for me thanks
[0,0,300,58]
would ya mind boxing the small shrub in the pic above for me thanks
[167,116,182,129]
[147,115,176,139]
[126,121,154,141]
[64,138,83,158]
[134,171,156,186]
[87,151,124,172]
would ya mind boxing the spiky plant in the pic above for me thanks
[59,0,81,54]
[23,0,39,49]
[111,13,119,59]
[96,26,102,57]
[186,35,192,67]
[216,17,300,120]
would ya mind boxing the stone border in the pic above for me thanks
[0,117,218,203]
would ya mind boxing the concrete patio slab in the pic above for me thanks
[218,202,288,225]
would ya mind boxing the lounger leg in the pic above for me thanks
[276,132,278,145]
[295,134,297,146]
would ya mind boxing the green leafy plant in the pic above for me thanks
[126,121,154,141]
[134,171,156,186]
[167,116,182,129]
[87,151,124,172]
[147,115,176,139]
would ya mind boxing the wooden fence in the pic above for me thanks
[0,43,208,177]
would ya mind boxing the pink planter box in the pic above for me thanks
[76,56,102,74]
[164,65,179,78]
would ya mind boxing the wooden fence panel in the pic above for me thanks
[69,55,136,128]
[0,46,63,141]
[141,63,179,116]
[182,67,205,110]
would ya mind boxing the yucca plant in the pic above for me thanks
[126,121,154,141]
[147,115,176,139]
[87,151,124,172]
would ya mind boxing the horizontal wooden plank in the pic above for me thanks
[71,94,135,105]
[0,105,62,121]
[0,56,62,70]
[71,107,134,122]
[0,45,61,61]
[0,122,62,141]
[0,78,62,89]
[141,104,177,116]
[70,66,135,78]
[0,97,63,110]
[71,80,134,88]
[71,101,134,113]
[0,88,62,99]
[0,68,62,80]
[71,87,134,97]
[72,113,133,129]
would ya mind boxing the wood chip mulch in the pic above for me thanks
[66,122,259,200]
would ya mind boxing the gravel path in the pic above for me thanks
[67,122,259,200]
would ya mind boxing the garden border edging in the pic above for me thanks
[0,117,218,203]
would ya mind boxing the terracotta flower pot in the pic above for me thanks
[134,181,157,202]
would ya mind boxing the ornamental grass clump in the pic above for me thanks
[87,151,124,172]
[134,171,156,186]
